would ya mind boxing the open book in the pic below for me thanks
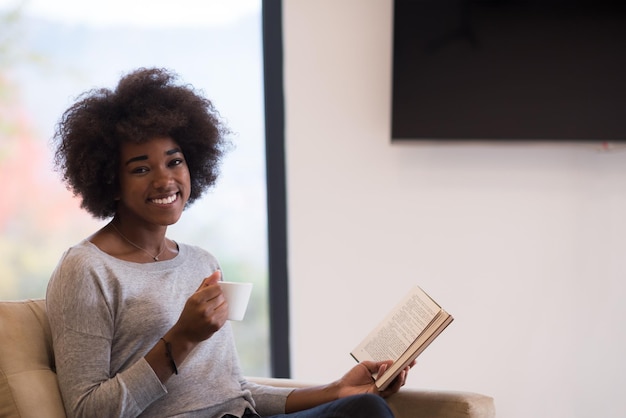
[350,286,453,391]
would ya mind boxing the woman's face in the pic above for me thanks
[116,136,191,228]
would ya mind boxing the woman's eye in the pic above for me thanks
[131,167,149,174]
[170,158,185,167]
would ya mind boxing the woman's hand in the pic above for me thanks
[147,271,228,382]
[172,270,229,343]
[285,360,414,413]
[337,360,414,398]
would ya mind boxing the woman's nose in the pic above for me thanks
[152,166,173,188]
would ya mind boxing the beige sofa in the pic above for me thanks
[0,299,495,418]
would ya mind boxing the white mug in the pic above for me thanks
[219,281,253,321]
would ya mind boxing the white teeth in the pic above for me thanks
[152,195,177,205]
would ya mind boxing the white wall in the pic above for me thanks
[283,2,626,418]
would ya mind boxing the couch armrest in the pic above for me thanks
[247,377,495,418]
[385,387,495,418]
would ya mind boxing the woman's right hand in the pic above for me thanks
[147,271,228,381]
[173,270,228,343]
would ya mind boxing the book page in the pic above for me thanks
[374,312,453,390]
[351,286,441,363]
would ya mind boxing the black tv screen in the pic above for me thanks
[391,0,626,141]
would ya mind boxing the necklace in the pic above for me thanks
[110,223,167,262]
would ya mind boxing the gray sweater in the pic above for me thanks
[46,240,292,417]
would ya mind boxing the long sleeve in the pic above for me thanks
[47,240,261,418]
[47,247,167,417]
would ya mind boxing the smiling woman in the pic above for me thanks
[0,1,270,377]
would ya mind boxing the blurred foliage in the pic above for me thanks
[0,2,22,69]
[1,3,96,300]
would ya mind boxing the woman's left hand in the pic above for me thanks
[337,360,414,398]
[284,360,415,413]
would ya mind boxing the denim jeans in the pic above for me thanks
[225,394,394,418]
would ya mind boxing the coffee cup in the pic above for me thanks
[219,281,253,321]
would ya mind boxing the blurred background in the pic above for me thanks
[0,0,270,377]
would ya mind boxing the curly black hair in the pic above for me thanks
[53,68,231,219]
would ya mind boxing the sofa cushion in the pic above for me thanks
[0,299,495,418]
[0,299,66,417]
[249,377,496,418]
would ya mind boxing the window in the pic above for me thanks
[0,0,270,376]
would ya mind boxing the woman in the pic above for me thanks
[47,68,411,417]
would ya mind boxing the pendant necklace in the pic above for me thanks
[110,223,167,262]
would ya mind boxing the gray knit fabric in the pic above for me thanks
[47,240,292,417]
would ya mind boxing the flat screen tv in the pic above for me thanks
[391,0,626,141]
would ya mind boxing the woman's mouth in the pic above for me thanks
[150,194,178,205]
